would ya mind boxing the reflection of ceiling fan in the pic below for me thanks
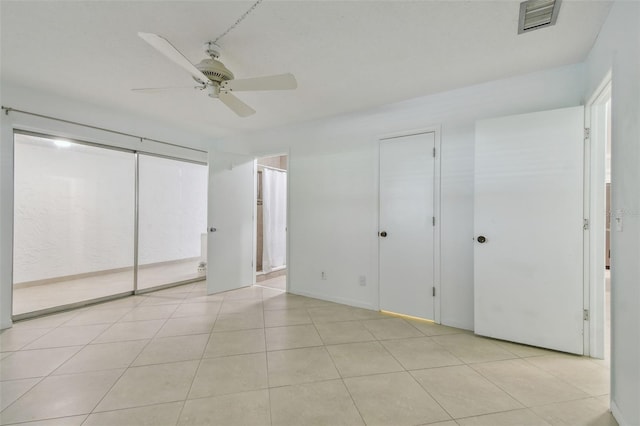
[135,32,297,117]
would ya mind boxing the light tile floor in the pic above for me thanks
[0,279,616,426]
[13,260,205,316]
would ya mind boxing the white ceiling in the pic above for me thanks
[1,1,611,138]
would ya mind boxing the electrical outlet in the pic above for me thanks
[321,271,327,280]
[358,275,366,286]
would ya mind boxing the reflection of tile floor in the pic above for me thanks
[12,260,204,316]
[1,279,616,425]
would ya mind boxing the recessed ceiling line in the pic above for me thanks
[213,0,264,45]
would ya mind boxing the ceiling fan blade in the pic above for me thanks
[138,32,210,84]
[221,73,297,92]
[132,86,198,93]
[218,92,256,117]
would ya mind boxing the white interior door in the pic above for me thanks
[379,132,435,320]
[474,106,584,354]
[207,151,255,294]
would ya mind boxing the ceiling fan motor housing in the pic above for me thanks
[194,58,234,84]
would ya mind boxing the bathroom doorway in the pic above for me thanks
[255,154,287,291]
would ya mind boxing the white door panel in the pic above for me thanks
[207,152,255,294]
[379,132,435,320]
[474,106,584,354]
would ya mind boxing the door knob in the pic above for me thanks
[379,231,388,237]
[477,235,487,243]
[209,227,217,233]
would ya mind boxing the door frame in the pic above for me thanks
[253,150,290,293]
[376,126,441,323]
[584,70,612,358]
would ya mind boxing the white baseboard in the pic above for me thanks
[610,400,631,426]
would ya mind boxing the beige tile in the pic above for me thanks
[344,371,451,426]
[492,339,557,358]
[11,312,79,329]
[188,352,267,399]
[362,318,424,340]
[222,286,264,300]
[23,324,110,350]
[53,340,148,375]
[93,319,165,343]
[264,308,312,327]
[204,329,265,358]
[95,360,199,411]
[456,408,551,426]
[178,389,270,426]
[419,422,459,426]
[267,346,340,387]
[120,304,179,322]
[7,415,88,426]
[212,312,263,332]
[132,334,208,366]
[531,397,618,426]
[139,294,188,306]
[263,294,309,311]
[406,319,468,337]
[471,359,589,406]
[411,365,523,418]
[314,321,376,345]
[431,333,518,363]
[172,302,221,318]
[326,341,403,377]
[265,325,323,351]
[83,401,183,426]
[308,306,382,323]
[0,346,82,380]
[381,337,463,370]
[525,355,610,396]
[0,327,53,352]
[270,379,364,426]
[218,299,263,315]
[62,307,132,326]
[0,377,40,410]
[156,316,215,337]
[0,369,122,424]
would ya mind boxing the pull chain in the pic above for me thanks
[213,0,264,45]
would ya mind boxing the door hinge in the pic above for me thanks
[432,147,436,158]
[432,287,436,297]
[584,128,591,140]
[583,309,590,321]
[583,218,589,230]
[432,216,436,226]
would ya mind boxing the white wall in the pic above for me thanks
[585,2,640,425]
[224,64,586,330]
[14,134,135,283]
[138,155,208,265]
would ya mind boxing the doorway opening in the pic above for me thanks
[254,154,288,291]
[585,74,612,361]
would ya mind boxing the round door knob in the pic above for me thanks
[379,231,388,238]
[209,227,217,233]
[477,235,487,243]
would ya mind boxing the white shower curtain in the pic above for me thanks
[262,168,287,273]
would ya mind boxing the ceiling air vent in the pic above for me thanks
[518,0,562,34]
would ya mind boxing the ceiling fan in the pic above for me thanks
[135,32,297,117]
